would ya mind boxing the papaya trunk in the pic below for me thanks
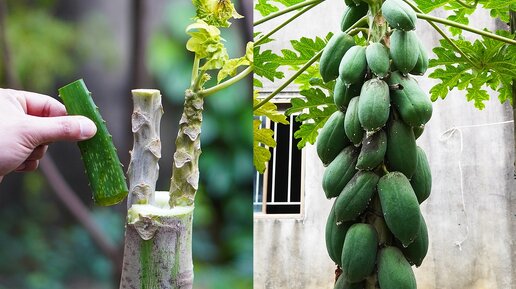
[119,90,195,288]
[119,192,194,289]
[169,89,203,207]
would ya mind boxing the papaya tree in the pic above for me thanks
[254,0,515,288]
[60,1,252,288]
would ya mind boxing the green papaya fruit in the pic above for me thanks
[344,96,365,145]
[344,0,356,6]
[365,42,390,78]
[341,223,378,283]
[335,171,379,222]
[341,3,369,32]
[378,246,417,289]
[388,71,433,127]
[323,146,359,199]
[334,275,365,289]
[334,79,362,110]
[390,30,419,75]
[317,110,350,166]
[410,146,432,203]
[356,129,387,170]
[381,0,417,31]
[410,37,429,75]
[320,32,356,82]
[358,78,390,132]
[413,125,424,139]
[401,213,429,267]
[385,118,417,178]
[325,201,353,266]
[339,45,367,85]
[378,172,421,246]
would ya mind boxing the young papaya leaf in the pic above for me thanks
[254,120,276,173]
[186,20,229,70]
[192,0,243,27]
[254,92,289,124]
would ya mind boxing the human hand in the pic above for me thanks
[0,88,97,182]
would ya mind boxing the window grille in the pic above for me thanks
[254,110,304,216]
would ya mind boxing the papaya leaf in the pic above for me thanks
[186,20,229,70]
[428,30,516,109]
[277,35,328,67]
[254,92,289,124]
[217,42,252,83]
[255,0,305,17]
[254,47,284,82]
[254,119,276,173]
[286,88,336,149]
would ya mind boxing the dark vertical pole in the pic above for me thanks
[131,0,148,88]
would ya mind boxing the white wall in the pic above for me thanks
[254,1,516,288]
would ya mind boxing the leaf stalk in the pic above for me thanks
[254,0,324,26]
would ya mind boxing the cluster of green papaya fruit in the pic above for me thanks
[318,0,433,288]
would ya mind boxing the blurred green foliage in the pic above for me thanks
[0,172,123,289]
[147,1,253,288]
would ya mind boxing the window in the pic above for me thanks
[254,105,304,216]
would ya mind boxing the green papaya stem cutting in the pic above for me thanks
[59,79,128,206]
[169,89,203,207]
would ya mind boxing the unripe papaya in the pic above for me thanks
[365,42,390,78]
[356,129,387,170]
[413,125,424,139]
[401,213,429,267]
[339,45,367,85]
[410,146,432,203]
[317,110,350,166]
[358,78,390,132]
[322,146,359,199]
[344,96,365,145]
[320,32,356,82]
[390,30,419,75]
[388,71,433,127]
[385,118,417,178]
[334,79,362,110]
[334,275,365,289]
[325,201,353,266]
[381,0,417,31]
[340,3,369,32]
[378,172,421,246]
[410,37,429,75]
[335,171,379,222]
[341,223,378,283]
[378,246,417,289]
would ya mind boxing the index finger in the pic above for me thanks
[9,89,67,117]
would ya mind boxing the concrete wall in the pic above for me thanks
[254,1,516,288]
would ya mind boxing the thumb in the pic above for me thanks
[27,115,97,144]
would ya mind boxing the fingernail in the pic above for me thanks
[79,118,97,139]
